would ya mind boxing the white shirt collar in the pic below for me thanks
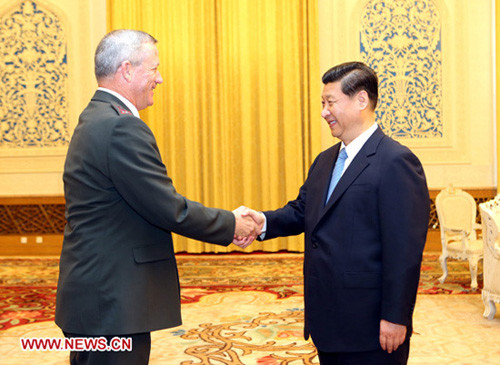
[97,87,140,118]
[341,122,378,160]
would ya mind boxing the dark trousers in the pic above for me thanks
[317,339,410,365]
[63,332,151,365]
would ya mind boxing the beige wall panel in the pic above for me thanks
[1,172,64,195]
[318,0,495,189]
[0,0,106,196]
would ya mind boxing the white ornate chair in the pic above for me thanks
[435,186,483,289]
[479,197,500,319]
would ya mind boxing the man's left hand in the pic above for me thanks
[379,319,406,353]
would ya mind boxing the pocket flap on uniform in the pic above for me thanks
[133,244,173,263]
[343,272,381,288]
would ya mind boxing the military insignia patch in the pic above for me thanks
[117,106,132,115]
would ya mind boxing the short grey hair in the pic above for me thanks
[94,29,157,80]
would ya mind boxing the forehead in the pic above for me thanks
[321,82,344,98]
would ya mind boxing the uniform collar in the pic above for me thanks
[97,87,140,118]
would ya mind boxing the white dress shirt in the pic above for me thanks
[336,122,379,178]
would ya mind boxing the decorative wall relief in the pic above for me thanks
[0,0,69,148]
[360,0,442,139]
[0,203,65,234]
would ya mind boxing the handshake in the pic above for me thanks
[232,206,266,249]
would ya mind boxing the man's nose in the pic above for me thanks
[156,72,164,84]
[321,108,331,119]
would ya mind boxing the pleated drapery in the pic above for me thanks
[107,0,321,252]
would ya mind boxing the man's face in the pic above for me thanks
[129,43,163,111]
[321,81,361,145]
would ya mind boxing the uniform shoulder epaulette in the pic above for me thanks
[110,103,133,116]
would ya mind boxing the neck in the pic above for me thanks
[343,115,375,146]
[98,78,137,109]
[356,111,376,137]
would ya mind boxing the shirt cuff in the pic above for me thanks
[259,213,267,240]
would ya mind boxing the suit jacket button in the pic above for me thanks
[311,241,318,248]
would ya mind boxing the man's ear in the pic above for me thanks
[357,90,370,110]
[118,61,133,82]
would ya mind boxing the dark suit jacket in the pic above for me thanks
[55,90,234,336]
[262,127,429,352]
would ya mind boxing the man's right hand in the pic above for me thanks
[232,206,265,248]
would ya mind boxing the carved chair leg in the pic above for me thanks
[438,254,448,284]
[483,298,497,320]
[468,257,480,290]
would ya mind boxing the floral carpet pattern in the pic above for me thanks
[0,253,483,332]
[0,253,495,365]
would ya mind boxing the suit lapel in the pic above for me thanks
[307,146,340,226]
[313,127,385,231]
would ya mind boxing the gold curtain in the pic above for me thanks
[107,0,321,252]
[497,0,500,194]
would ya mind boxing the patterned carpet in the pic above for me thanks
[0,253,496,365]
[0,253,483,332]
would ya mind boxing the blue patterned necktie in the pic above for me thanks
[325,148,348,204]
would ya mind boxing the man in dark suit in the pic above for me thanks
[55,29,260,364]
[240,62,429,364]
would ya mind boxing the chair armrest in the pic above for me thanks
[443,227,471,251]
[443,227,469,236]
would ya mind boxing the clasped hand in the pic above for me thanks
[232,206,265,249]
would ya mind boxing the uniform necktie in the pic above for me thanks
[325,148,347,204]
